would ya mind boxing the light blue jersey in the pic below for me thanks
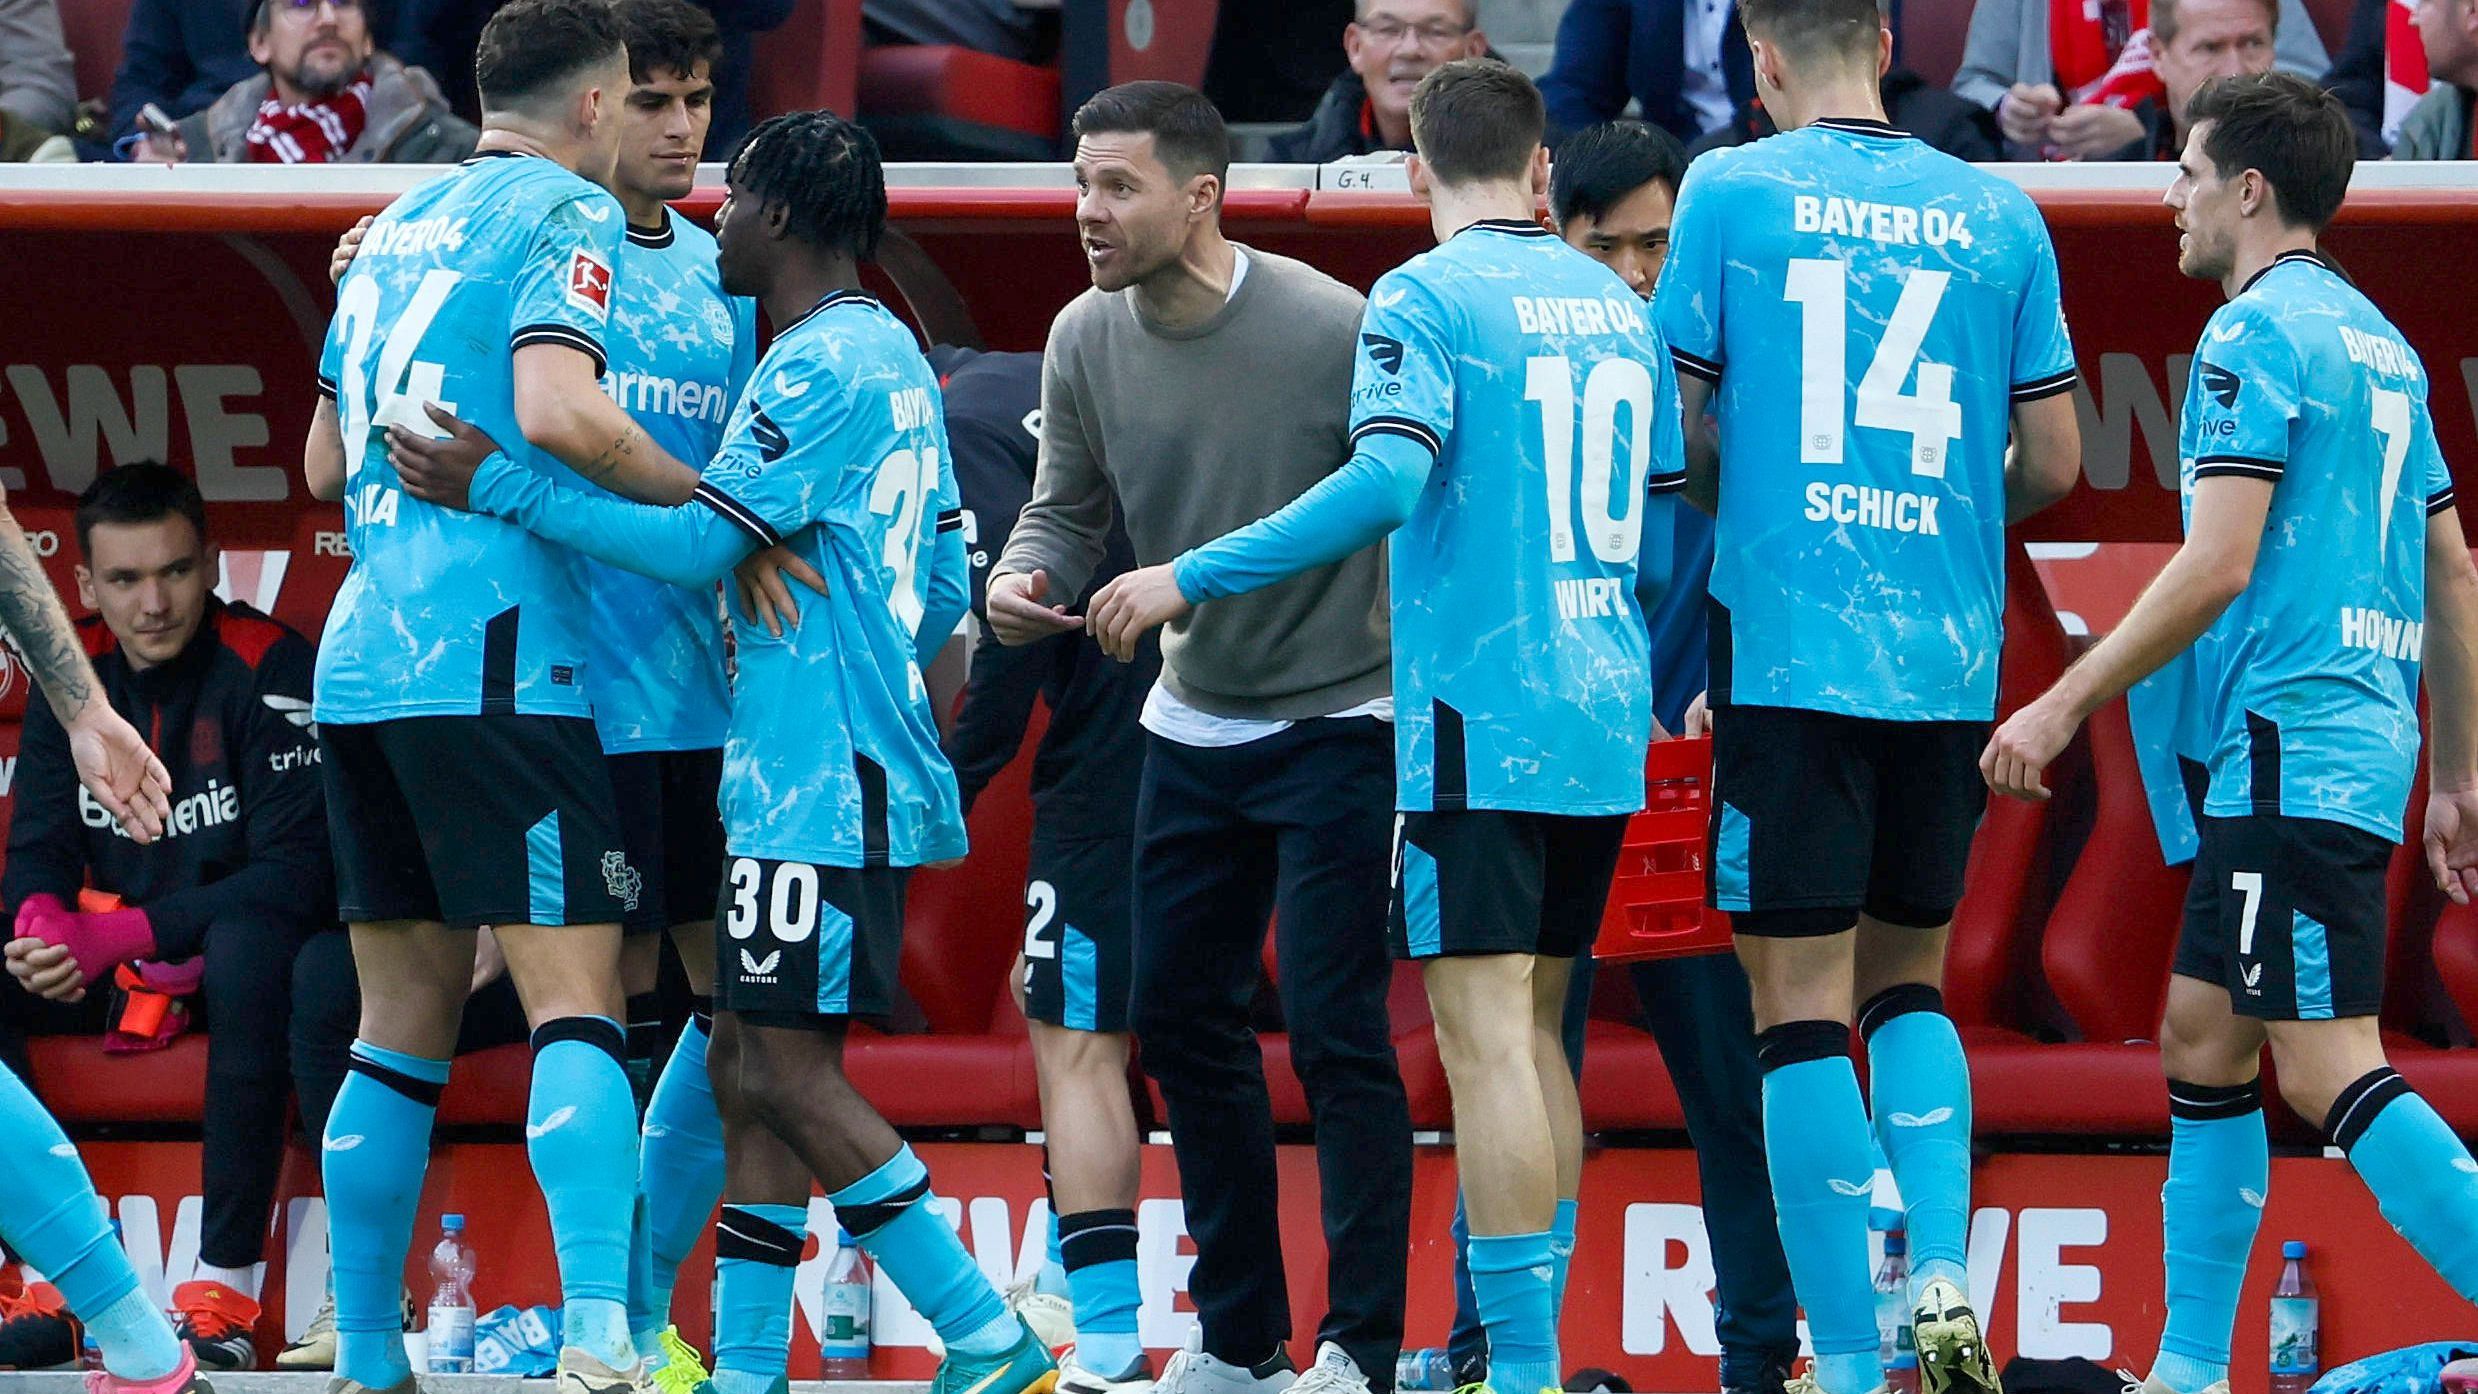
[467,289,971,868]
[589,211,756,753]
[2178,250,2454,843]
[1655,119,2079,722]
[1179,220,1683,814]
[316,151,626,724]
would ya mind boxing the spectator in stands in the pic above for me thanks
[0,464,333,1374]
[1538,0,1754,145]
[1955,0,2323,158]
[101,0,255,156]
[1684,0,1999,158]
[2391,0,2478,156]
[2323,0,2403,154]
[0,0,75,160]
[127,0,476,165]
[1267,0,1488,162]
[392,0,790,151]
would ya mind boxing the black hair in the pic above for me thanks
[1550,120,1688,228]
[729,109,889,260]
[75,463,207,557]
[475,0,626,115]
[615,0,722,85]
[2187,72,2354,232]
[248,0,389,41]
[1070,81,1232,187]
[1737,0,1882,63]
[1409,58,1544,187]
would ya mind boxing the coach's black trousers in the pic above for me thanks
[1129,716,1412,1388]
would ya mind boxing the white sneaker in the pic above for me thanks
[1008,1278,1080,1355]
[1058,1347,1158,1394]
[277,1292,337,1371]
[1285,1344,1370,1394]
[1155,1328,1297,1394]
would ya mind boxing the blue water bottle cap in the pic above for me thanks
[444,1214,466,1232]
[836,1228,857,1248]
[1885,1233,1906,1256]
[2282,1240,2306,1259]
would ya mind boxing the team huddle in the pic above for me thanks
[0,0,2476,1393]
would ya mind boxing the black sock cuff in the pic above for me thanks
[531,1015,628,1067]
[1756,1019,1850,1074]
[1058,1208,1139,1269]
[346,1052,445,1107]
[716,1206,806,1266]
[2168,1078,2264,1121]
[1857,983,1944,1041]
[837,1175,932,1239]
[690,995,714,1033]
[625,991,663,1023]
[2326,1067,2412,1153]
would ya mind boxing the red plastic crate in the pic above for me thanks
[1594,735,1735,964]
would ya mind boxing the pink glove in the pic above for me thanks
[128,956,204,995]
[12,893,66,940]
[21,904,157,989]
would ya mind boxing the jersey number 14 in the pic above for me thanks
[1785,259,1962,478]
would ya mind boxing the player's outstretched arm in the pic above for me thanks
[1676,375,1719,514]
[390,406,754,588]
[2004,393,2082,523]
[305,396,346,503]
[0,492,171,842]
[2422,505,2478,903]
[512,343,702,506]
[1984,474,2273,801]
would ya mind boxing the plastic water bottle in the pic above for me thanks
[1394,1349,1457,1391]
[425,1214,478,1374]
[820,1229,873,1380]
[2270,1240,2320,1394]
[1875,1230,1920,1394]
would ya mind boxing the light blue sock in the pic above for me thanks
[834,1146,1018,1359]
[1038,1202,1071,1300]
[2339,1079,2478,1300]
[1469,1231,1559,1394]
[1549,1198,1579,1320]
[635,1017,726,1345]
[1761,1041,1883,1394]
[2153,1081,2267,1392]
[1060,1208,1141,1375]
[530,1019,642,1367]
[1862,992,1973,1306]
[713,1204,804,1394]
[83,1288,187,1383]
[325,1041,449,1390]
[0,1061,172,1379]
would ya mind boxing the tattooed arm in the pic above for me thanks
[0,494,171,842]
[510,342,701,505]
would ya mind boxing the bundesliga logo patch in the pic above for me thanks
[566,249,612,321]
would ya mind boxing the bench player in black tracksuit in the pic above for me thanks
[0,464,332,1373]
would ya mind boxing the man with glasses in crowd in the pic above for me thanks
[1269,0,1486,162]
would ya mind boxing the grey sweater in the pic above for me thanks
[996,246,1391,722]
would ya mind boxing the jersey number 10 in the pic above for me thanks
[1524,355,1652,566]
[1784,259,1962,478]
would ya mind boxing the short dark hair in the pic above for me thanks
[475,0,626,115]
[2187,72,2354,231]
[730,109,888,260]
[2153,0,2278,48]
[1070,81,1232,187]
[1409,59,1544,186]
[75,463,207,557]
[248,0,391,41]
[1738,0,1882,62]
[615,0,722,85]
[1550,120,1688,228]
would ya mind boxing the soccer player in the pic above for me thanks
[1650,0,2084,1390]
[1983,71,2478,1394]
[934,330,1158,1390]
[0,491,187,1394]
[1091,59,1682,1394]
[301,2,711,1392]
[385,108,1056,1394]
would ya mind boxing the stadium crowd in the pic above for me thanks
[4,7,2478,1394]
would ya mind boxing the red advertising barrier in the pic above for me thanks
[42,1139,2477,1394]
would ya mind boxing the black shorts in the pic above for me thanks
[321,715,633,929]
[2173,813,2392,1021]
[715,855,907,1025]
[606,749,727,936]
[1389,809,1630,960]
[1021,832,1134,1032]
[1710,705,1990,937]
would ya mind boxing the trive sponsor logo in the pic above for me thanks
[82,777,238,839]
[1803,482,1943,535]
[2340,606,2425,659]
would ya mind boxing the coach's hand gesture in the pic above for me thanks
[389,403,500,512]
[1981,694,2079,802]
[1088,564,1190,663]
[2427,786,2478,905]
[986,570,1084,646]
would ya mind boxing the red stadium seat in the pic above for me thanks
[28,1034,210,1124]
[58,0,132,107]
[439,1044,532,1127]
[749,0,865,120]
[858,46,1062,161]
[2042,697,2190,1044]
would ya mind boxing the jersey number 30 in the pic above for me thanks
[1784,259,1962,478]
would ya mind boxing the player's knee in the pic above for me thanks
[2264,1028,2382,1129]
[2159,994,2257,1087]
